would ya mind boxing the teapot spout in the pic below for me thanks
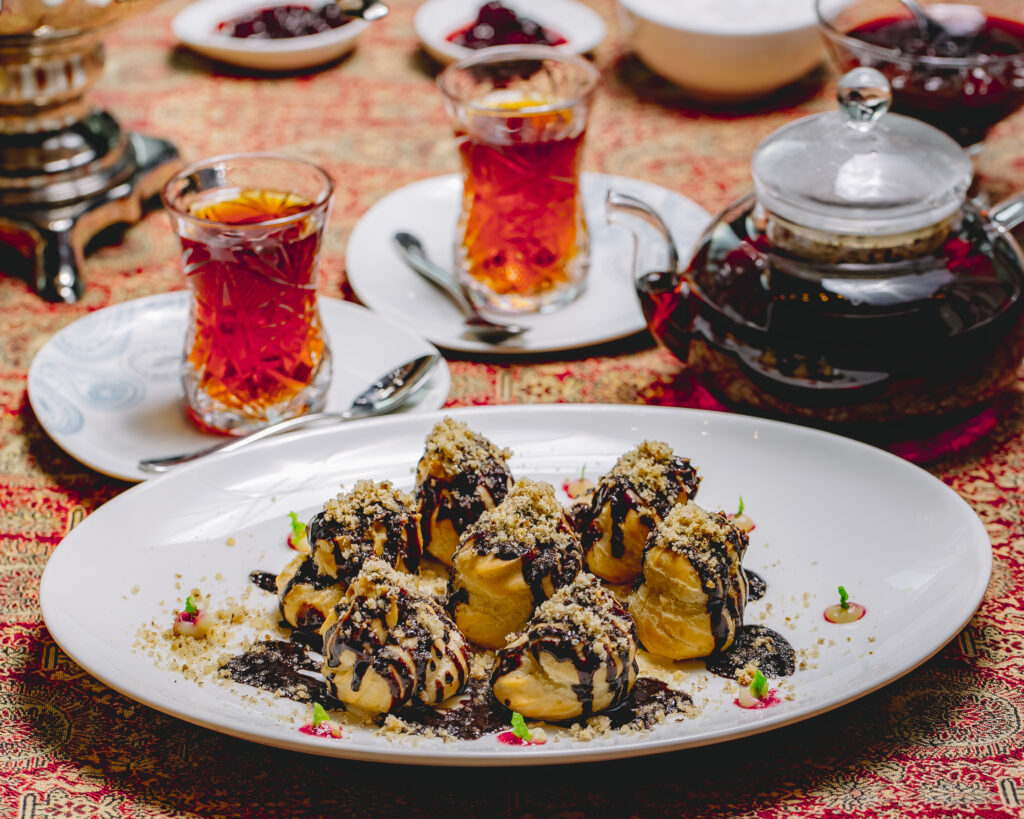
[605,189,693,360]
[605,190,681,273]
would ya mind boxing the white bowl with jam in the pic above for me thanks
[414,0,607,65]
[172,0,371,71]
[616,0,825,100]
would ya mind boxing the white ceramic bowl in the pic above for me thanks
[414,0,607,65]
[616,0,825,101]
[172,0,370,71]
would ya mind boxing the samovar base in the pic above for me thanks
[0,113,180,303]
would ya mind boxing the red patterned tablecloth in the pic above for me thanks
[3,1,1024,816]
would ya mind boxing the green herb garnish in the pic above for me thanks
[184,595,198,616]
[510,711,531,742]
[838,585,850,609]
[736,496,745,516]
[580,464,587,480]
[288,511,306,542]
[313,703,330,727]
[750,670,768,700]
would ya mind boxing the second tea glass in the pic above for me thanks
[437,45,600,314]
[162,153,334,435]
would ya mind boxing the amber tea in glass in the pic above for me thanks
[163,154,334,435]
[438,45,599,313]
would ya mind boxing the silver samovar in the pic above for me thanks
[0,0,180,301]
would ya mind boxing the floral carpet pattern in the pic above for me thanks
[2,0,1024,816]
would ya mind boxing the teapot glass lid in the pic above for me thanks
[752,68,973,236]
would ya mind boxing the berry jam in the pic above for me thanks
[497,730,545,746]
[299,721,343,738]
[219,4,353,38]
[838,8,1024,145]
[735,688,782,710]
[637,196,1024,436]
[447,2,567,49]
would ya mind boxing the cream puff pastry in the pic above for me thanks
[414,417,513,566]
[491,573,638,721]
[275,553,344,634]
[576,440,701,584]
[629,501,749,660]
[319,559,471,715]
[448,478,582,648]
[308,479,422,582]
[276,480,422,634]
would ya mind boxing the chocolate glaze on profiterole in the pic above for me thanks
[491,573,639,721]
[276,553,344,634]
[309,480,423,582]
[414,417,514,566]
[448,478,583,648]
[274,481,422,635]
[319,559,470,715]
[576,441,701,584]
[629,501,749,661]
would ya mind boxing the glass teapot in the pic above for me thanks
[609,68,1024,436]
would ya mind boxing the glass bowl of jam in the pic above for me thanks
[816,0,1024,146]
[415,0,606,64]
[172,0,372,71]
[608,68,1024,440]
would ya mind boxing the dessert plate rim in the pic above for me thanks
[39,405,991,765]
[345,172,711,355]
[26,292,450,482]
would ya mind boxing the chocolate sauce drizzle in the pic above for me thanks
[321,576,469,710]
[638,508,749,653]
[276,556,339,632]
[744,569,767,602]
[462,508,582,605]
[704,625,796,680]
[395,675,691,739]
[492,578,637,719]
[601,677,692,730]
[577,456,700,560]
[249,570,278,593]
[309,501,422,582]
[416,462,512,546]
[220,639,341,707]
[395,677,507,740]
[231,574,697,741]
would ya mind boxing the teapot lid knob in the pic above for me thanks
[837,68,891,132]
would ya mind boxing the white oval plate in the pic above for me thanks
[172,0,369,71]
[346,173,710,354]
[27,293,450,482]
[40,405,990,766]
[414,0,607,64]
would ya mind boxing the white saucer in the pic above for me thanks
[346,173,711,354]
[172,0,370,72]
[27,294,450,482]
[414,0,607,65]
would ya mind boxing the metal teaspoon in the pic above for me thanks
[392,232,527,343]
[899,0,955,46]
[137,351,439,473]
[336,0,390,21]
